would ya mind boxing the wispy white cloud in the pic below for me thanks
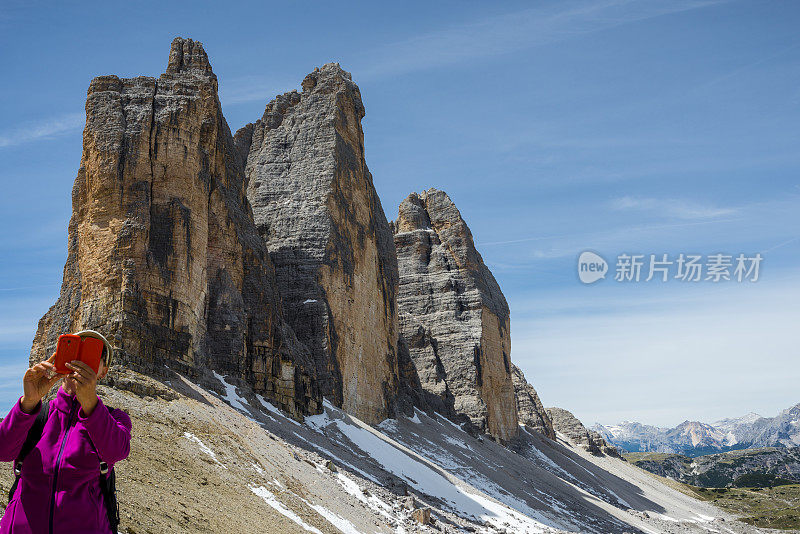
[0,112,84,149]
[0,285,59,292]
[479,195,799,262]
[0,1,727,144]
[689,41,800,95]
[0,322,39,341]
[357,0,725,78]
[760,235,800,254]
[480,217,747,264]
[478,217,739,249]
[609,195,737,220]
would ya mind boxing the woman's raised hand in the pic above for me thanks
[21,353,61,413]
[64,360,99,416]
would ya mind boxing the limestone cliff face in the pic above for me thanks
[511,364,555,440]
[236,64,399,424]
[392,188,518,442]
[30,38,320,417]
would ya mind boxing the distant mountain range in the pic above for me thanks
[593,403,800,457]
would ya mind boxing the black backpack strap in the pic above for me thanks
[95,404,120,533]
[99,465,119,532]
[8,399,50,502]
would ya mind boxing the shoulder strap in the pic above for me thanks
[99,467,120,532]
[7,399,50,502]
[18,400,50,462]
[93,403,121,533]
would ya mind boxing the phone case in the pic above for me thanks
[54,334,81,374]
[78,337,104,374]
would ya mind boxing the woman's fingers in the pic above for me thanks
[41,362,57,380]
[65,363,88,380]
[26,355,56,377]
[27,366,45,380]
[66,362,96,383]
[30,361,59,382]
[67,360,96,377]
[66,365,92,384]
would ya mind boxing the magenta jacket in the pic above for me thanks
[0,387,131,533]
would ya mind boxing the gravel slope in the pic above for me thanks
[1,370,787,533]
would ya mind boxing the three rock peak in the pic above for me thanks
[31,37,554,445]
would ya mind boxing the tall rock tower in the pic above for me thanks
[30,38,320,417]
[236,64,399,424]
[392,188,520,442]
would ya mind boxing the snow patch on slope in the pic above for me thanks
[211,371,250,414]
[183,432,227,469]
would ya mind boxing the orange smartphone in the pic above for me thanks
[54,334,104,374]
[54,334,81,374]
[77,337,104,374]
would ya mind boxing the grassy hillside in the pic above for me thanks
[625,447,800,488]
[682,484,800,531]
[623,452,800,530]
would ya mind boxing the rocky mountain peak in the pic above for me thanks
[784,404,800,416]
[397,188,510,322]
[301,62,356,93]
[166,37,214,77]
[31,37,320,418]
[393,187,520,442]
[237,62,399,424]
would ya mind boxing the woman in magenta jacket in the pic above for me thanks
[0,332,132,534]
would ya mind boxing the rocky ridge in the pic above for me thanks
[547,407,621,457]
[512,363,556,440]
[594,403,800,456]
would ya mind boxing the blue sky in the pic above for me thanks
[1,0,798,427]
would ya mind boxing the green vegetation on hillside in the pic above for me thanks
[682,484,800,531]
[624,447,800,488]
[733,472,795,488]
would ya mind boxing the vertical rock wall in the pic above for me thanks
[237,64,399,424]
[392,188,519,442]
[30,38,320,417]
